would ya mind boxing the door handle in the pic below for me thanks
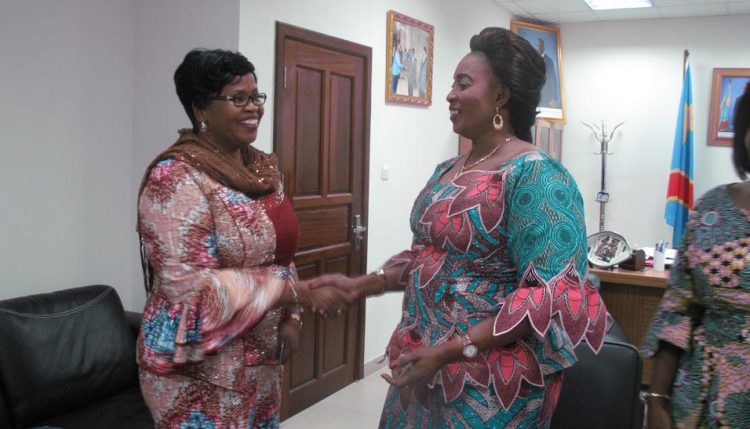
[352,214,367,250]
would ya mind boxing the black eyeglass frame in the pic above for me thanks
[208,92,267,107]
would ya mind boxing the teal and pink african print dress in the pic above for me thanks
[642,185,750,428]
[379,151,608,428]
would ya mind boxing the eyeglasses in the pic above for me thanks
[208,92,267,107]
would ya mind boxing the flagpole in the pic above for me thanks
[683,49,689,80]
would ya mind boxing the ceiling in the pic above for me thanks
[493,0,750,23]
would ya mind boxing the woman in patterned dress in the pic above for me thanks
[313,28,609,428]
[136,49,350,429]
[643,84,750,428]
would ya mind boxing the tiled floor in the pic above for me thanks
[283,367,647,428]
[281,367,389,428]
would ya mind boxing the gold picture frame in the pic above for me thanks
[511,20,565,123]
[385,10,433,106]
[707,68,750,147]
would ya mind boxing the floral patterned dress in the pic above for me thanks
[379,151,608,428]
[642,185,750,428]
[137,158,299,429]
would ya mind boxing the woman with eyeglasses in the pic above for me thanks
[136,48,351,428]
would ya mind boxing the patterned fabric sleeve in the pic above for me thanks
[382,240,423,287]
[493,157,608,352]
[641,220,702,356]
[138,160,291,371]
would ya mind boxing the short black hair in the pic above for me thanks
[732,83,750,179]
[174,49,256,133]
[469,28,546,143]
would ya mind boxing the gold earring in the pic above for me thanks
[200,121,207,133]
[492,106,504,131]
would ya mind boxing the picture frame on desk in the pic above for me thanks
[587,231,631,268]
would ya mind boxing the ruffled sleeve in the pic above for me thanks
[382,241,423,286]
[138,159,292,372]
[641,233,701,356]
[493,155,608,352]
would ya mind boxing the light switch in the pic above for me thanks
[381,164,390,180]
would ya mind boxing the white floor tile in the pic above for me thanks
[282,367,390,428]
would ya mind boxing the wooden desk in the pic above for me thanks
[592,267,669,385]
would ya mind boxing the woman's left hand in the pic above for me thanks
[277,317,301,363]
[381,346,445,388]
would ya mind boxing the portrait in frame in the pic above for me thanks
[511,20,565,123]
[707,68,750,147]
[385,10,434,106]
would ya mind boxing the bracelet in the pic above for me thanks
[287,282,303,312]
[373,268,387,295]
[288,312,303,329]
[640,392,670,402]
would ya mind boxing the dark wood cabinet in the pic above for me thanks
[592,267,669,385]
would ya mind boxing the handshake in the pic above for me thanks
[276,269,389,363]
[291,273,368,317]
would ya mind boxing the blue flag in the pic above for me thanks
[665,61,694,247]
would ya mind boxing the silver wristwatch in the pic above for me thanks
[461,333,478,358]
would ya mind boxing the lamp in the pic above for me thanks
[584,0,653,10]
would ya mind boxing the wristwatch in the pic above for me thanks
[461,333,478,358]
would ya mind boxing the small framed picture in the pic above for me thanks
[385,10,434,106]
[587,230,631,268]
[707,68,750,147]
[511,20,565,123]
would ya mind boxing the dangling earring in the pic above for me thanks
[492,106,504,131]
[200,121,207,133]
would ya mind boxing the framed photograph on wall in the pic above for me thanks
[385,10,433,106]
[708,68,750,147]
[511,20,565,123]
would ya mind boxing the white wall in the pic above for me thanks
[0,0,239,309]
[0,0,136,303]
[238,0,513,363]
[131,0,240,308]
[561,15,750,249]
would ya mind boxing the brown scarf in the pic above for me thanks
[138,129,280,200]
[137,130,281,293]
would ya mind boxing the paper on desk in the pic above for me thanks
[642,246,677,265]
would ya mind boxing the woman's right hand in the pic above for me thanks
[295,279,354,316]
[646,400,674,429]
[309,274,363,300]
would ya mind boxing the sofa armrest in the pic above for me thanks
[0,285,139,428]
[125,310,142,338]
[0,386,12,429]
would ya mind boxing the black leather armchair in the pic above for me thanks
[0,285,153,429]
[551,274,644,429]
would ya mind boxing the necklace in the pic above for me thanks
[454,136,515,179]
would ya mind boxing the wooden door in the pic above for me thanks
[273,22,372,419]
